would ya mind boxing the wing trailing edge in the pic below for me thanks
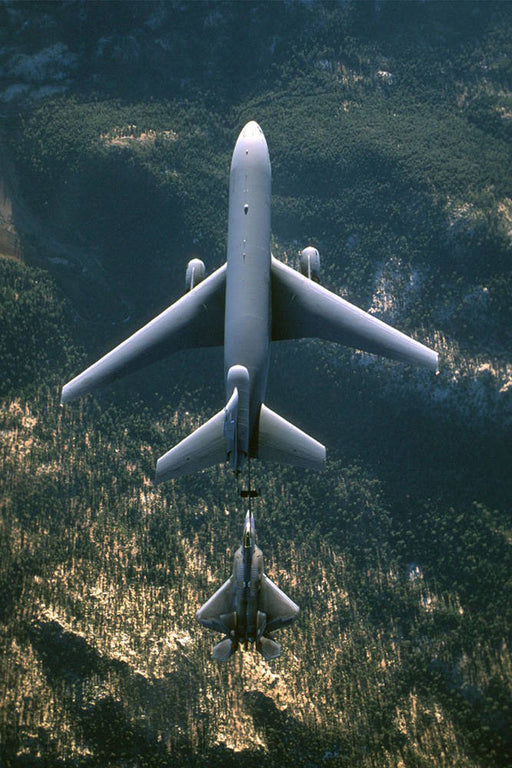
[155,408,227,484]
[252,404,326,470]
[61,263,226,404]
[271,256,438,371]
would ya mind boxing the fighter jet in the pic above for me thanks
[61,121,438,481]
[196,509,299,661]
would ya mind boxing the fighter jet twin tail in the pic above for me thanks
[62,121,438,661]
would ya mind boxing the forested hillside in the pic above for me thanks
[1,2,511,766]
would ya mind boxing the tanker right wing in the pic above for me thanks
[271,256,438,370]
[61,264,226,404]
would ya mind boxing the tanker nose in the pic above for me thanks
[240,121,264,139]
[232,120,270,173]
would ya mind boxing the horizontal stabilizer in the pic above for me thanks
[213,637,235,662]
[155,409,226,484]
[253,404,325,470]
[271,256,438,371]
[62,263,226,404]
[257,636,281,661]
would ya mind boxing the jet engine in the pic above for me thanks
[185,258,206,291]
[299,247,321,283]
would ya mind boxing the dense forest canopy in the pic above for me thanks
[1,2,511,766]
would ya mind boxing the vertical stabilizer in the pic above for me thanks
[155,365,252,483]
[224,365,250,472]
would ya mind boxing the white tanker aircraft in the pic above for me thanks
[62,121,438,483]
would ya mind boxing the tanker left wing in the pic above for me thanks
[61,264,226,404]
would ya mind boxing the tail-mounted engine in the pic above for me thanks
[299,247,321,283]
[185,259,206,291]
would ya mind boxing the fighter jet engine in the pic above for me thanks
[185,258,206,291]
[299,247,321,283]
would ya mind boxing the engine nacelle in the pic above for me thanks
[299,247,321,283]
[185,259,206,291]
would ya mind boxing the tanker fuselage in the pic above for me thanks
[224,122,272,457]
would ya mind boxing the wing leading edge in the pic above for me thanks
[196,578,233,627]
[61,264,226,404]
[271,257,438,371]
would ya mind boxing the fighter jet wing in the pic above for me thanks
[260,573,299,633]
[196,577,234,634]
[62,264,226,403]
[271,256,438,370]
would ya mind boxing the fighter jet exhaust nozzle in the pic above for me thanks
[185,258,206,291]
[299,247,321,283]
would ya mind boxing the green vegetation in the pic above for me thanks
[1,2,512,766]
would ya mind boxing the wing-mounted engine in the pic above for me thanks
[299,247,321,283]
[300,245,320,283]
[185,258,206,291]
